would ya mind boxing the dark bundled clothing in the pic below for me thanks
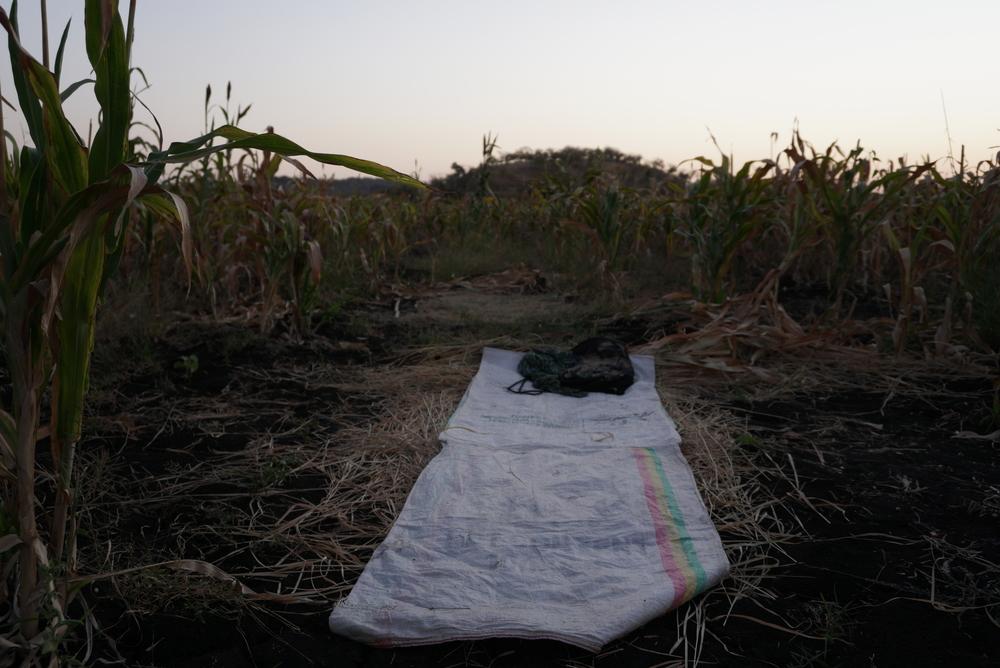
[507,338,635,397]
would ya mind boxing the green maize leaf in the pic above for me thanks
[85,0,114,59]
[101,225,127,290]
[2,4,45,151]
[5,237,67,303]
[17,146,51,247]
[121,86,165,157]
[86,0,130,182]
[54,18,72,85]
[235,103,253,125]
[2,25,89,195]
[275,154,315,179]
[123,164,148,207]
[101,166,148,288]
[882,221,901,251]
[2,7,91,194]
[7,177,138,294]
[137,191,193,276]
[0,213,15,286]
[60,78,94,102]
[682,156,716,169]
[147,125,425,189]
[3,128,19,152]
[130,121,160,142]
[4,2,17,38]
[48,166,170,451]
[51,227,105,448]
[26,62,88,195]
[131,66,150,91]
[166,191,192,274]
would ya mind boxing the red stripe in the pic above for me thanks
[632,448,688,607]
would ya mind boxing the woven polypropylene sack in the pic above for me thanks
[329,348,729,651]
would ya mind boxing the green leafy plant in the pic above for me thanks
[576,181,630,270]
[0,0,422,659]
[258,206,323,336]
[674,152,774,302]
[785,138,932,301]
[173,353,199,379]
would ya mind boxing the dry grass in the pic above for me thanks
[630,287,997,403]
[75,349,480,609]
[65,333,816,666]
[60,283,998,665]
[653,386,809,663]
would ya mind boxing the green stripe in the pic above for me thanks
[647,447,708,592]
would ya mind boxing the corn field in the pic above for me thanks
[0,0,419,661]
[134,131,1000,353]
[0,0,998,665]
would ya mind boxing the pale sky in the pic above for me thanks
[6,1,1000,179]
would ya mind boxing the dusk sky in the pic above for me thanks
[6,1,1000,179]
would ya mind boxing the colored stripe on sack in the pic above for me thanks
[632,447,708,606]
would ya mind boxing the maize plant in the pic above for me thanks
[575,181,631,271]
[0,0,421,659]
[674,154,774,302]
[931,160,1000,349]
[784,139,932,301]
[255,207,322,337]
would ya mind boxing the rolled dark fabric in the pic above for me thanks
[509,337,634,397]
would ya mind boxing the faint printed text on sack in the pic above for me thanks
[479,414,579,429]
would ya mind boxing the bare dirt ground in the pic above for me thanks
[75,275,1000,667]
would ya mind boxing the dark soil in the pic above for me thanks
[71,296,1000,668]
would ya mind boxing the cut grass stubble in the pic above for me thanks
[73,340,803,663]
